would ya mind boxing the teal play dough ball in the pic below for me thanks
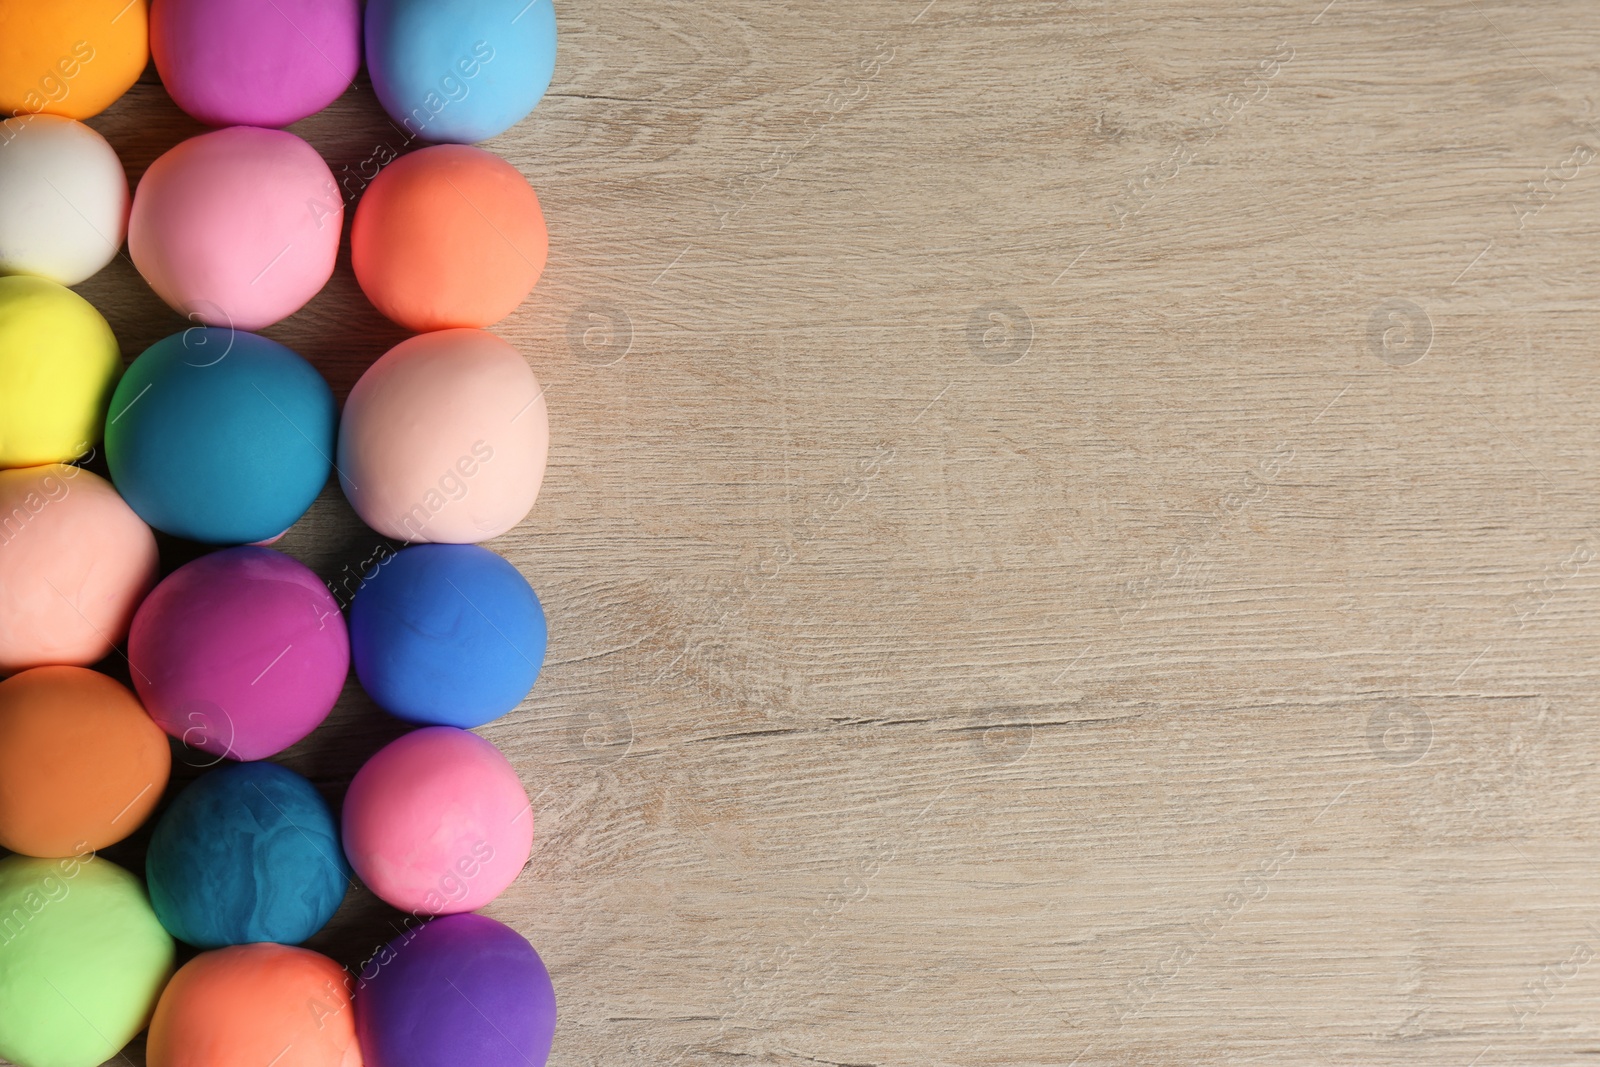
[365,0,557,144]
[105,329,335,544]
[0,853,175,1067]
[145,761,350,948]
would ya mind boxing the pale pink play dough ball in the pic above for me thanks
[341,727,532,915]
[0,465,158,674]
[337,329,549,544]
[129,126,341,331]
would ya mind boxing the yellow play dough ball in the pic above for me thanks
[0,276,121,468]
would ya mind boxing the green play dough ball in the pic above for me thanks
[0,853,175,1067]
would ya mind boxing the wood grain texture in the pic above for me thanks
[15,0,1600,1064]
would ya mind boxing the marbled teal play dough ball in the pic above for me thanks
[146,762,349,948]
[365,0,557,144]
[146,944,359,1067]
[0,667,170,858]
[342,727,532,914]
[357,913,556,1067]
[0,854,174,1067]
[152,0,361,128]
[0,0,149,120]
[105,330,335,544]
[0,275,120,468]
[352,144,547,331]
[0,465,157,673]
[351,544,546,728]
[129,127,342,330]
[338,330,549,543]
[0,115,128,285]
[128,547,350,761]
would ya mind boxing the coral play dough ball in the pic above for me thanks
[365,0,557,145]
[353,144,547,331]
[129,547,350,762]
[0,275,120,468]
[0,667,170,858]
[0,465,157,674]
[152,0,361,128]
[356,913,557,1067]
[146,944,359,1067]
[105,330,335,544]
[0,0,149,121]
[0,115,129,285]
[129,127,342,330]
[351,544,547,729]
[342,727,532,915]
[0,854,174,1067]
[338,330,549,544]
[146,762,349,948]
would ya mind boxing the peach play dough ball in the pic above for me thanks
[0,667,170,857]
[338,330,549,543]
[0,0,149,120]
[0,464,158,674]
[129,127,342,331]
[352,144,547,331]
[146,944,360,1067]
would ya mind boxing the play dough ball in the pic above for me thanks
[0,466,157,673]
[146,762,349,948]
[0,854,174,1067]
[342,727,532,915]
[0,275,120,468]
[0,667,170,858]
[152,0,361,128]
[351,545,546,729]
[339,330,548,543]
[129,547,350,762]
[0,115,128,285]
[147,944,359,1067]
[106,330,335,544]
[366,0,557,145]
[0,0,148,121]
[352,145,547,331]
[357,913,556,1067]
[129,127,342,330]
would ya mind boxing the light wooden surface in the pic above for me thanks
[49,0,1600,1064]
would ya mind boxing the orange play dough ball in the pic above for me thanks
[0,0,150,120]
[147,944,361,1067]
[0,666,171,857]
[352,144,547,332]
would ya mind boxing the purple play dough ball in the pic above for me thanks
[151,0,361,128]
[357,913,557,1067]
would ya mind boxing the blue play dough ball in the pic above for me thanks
[105,329,335,544]
[145,761,350,948]
[350,544,547,728]
[365,0,557,144]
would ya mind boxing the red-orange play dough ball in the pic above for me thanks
[146,944,360,1067]
[0,0,150,120]
[352,144,547,332]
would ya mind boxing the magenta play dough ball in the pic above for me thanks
[152,0,360,128]
[342,727,532,915]
[129,127,341,331]
[128,547,349,761]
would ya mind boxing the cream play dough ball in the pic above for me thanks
[0,115,129,285]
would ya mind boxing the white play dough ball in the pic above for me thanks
[0,115,129,285]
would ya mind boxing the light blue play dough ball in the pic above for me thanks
[365,0,558,144]
[144,761,350,949]
[105,329,335,544]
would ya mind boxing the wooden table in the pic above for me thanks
[59,1,1600,1064]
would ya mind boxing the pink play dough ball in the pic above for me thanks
[129,127,341,331]
[0,465,158,674]
[128,546,349,761]
[337,330,549,544]
[341,727,532,915]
